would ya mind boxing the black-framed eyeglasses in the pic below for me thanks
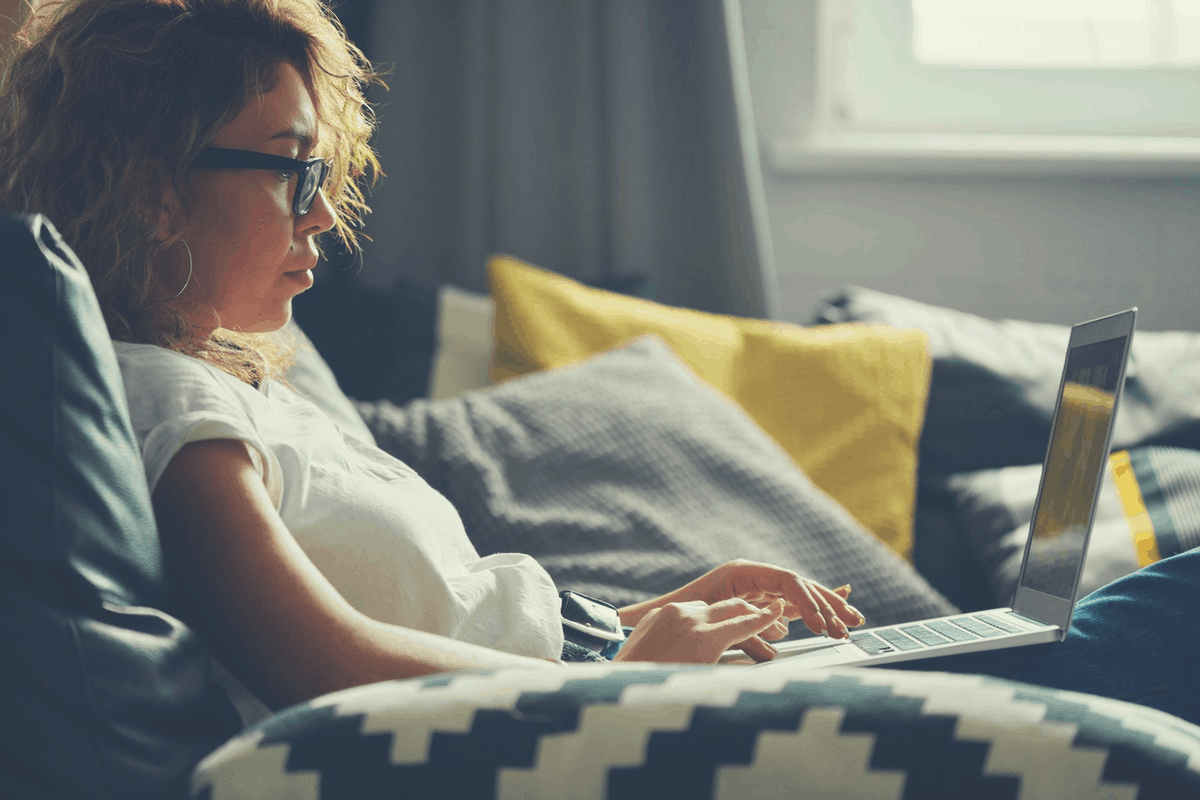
[191,147,332,216]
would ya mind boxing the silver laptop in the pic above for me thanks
[722,307,1137,669]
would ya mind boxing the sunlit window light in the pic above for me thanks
[912,0,1200,67]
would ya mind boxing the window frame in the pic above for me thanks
[758,0,1200,176]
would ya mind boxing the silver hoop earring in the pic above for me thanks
[159,239,193,302]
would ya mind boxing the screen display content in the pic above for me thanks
[1020,336,1127,599]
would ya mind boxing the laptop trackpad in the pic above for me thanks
[762,642,864,668]
[720,640,864,667]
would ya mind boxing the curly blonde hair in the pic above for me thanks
[0,0,383,385]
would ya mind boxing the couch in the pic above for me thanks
[6,210,1200,799]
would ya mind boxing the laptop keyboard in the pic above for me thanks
[850,612,1028,656]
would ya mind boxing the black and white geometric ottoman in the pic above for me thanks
[191,664,1200,799]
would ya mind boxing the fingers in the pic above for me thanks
[773,574,848,639]
[822,583,867,629]
[810,581,848,639]
[701,598,787,641]
[703,597,766,620]
[702,599,788,642]
[712,599,786,661]
[716,598,787,662]
[706,599,791,662]
[759,616,790,642]
[706,562,865,640]
[681,563,868,652]
[737,635,777,663]
[614,598,785,665]
[788,579,866,637]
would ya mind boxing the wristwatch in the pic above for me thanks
[559,590,626,657]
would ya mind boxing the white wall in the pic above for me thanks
[743,1,1200,332]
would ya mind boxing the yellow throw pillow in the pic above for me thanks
[488,255,932,560]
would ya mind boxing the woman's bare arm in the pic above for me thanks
[152,438,554,711]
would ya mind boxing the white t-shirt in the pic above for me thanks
[113,342,563,723]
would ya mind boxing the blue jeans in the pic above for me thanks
[896,548,1200,727]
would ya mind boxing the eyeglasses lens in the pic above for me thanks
[296,161,330,215]
[297,169,317,215]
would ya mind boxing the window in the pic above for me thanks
[760,0,1200,174]
[913,0,1200,68]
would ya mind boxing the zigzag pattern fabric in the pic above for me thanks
[191,664,1200,800]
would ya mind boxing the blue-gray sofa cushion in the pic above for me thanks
[0,213,240,799]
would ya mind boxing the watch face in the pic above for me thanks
[560,590,624,651]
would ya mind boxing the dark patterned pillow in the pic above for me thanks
[812,286,1200,476]
[952,446,1200,606]
[191,664,1200,799]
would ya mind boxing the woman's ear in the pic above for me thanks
[150,204,176,241]
[141,162,184,241]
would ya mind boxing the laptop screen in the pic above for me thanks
[1019,335,1128,600]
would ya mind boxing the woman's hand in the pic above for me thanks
[613,598,788,664]
[617,560,866,661]
[687,560,866,641]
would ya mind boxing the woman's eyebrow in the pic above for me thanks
[267,125,315,152]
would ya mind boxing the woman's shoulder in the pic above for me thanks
[112,340,260,422]
[113,341,204,391]
[113,340,206,371]
[114,341,249,390]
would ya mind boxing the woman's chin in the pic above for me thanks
[229,305,296,334]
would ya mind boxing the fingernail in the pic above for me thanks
[835,584,852,596]
[849,606,865,625]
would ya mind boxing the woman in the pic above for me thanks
[0,0,864,722]
[8,0,1198,734]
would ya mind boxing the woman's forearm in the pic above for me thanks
[260,613,560,710]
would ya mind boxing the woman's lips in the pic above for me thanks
[285,268,314,288]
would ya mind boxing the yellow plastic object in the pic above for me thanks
[1110,450,1161,568]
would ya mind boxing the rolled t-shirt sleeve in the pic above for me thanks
[114,343,282,507]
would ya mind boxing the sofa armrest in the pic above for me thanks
[192,664,1200,799]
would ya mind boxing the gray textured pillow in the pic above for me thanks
[357,335,954,628]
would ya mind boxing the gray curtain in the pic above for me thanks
[353,0,778,318]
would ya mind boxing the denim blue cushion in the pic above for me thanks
[0,213,240,799]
